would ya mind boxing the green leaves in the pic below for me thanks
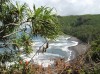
[27,6,61,39]
[0,1,28,40]
[91,39,100,52]
[0,1,61,54]
[13,33,32,54]
[11,2,27,21]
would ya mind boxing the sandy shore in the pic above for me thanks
[68,36,90,60]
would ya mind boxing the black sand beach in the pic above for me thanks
[68,36,90,60]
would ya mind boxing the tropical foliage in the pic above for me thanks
[27,5,61,38]
[0,0,61,68]
[0,0,60,52]
[58,15,100,74]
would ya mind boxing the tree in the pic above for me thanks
[27,5,61,39]
[0,0,10,12]
[0,1,61,56]
[73,16,90,26]
[0,1,27,39]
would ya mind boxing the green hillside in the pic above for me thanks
[58,14,100,43]
[58,14,100,73]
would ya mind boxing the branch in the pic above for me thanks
[0,43,16,45]
[0,29,4,33]
[5,23,19,26]
[4,20,30,27]
[27,41,47,66]
[2,28,25,38]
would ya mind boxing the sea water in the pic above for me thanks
[0,35,78,67]
[20,35,78,67]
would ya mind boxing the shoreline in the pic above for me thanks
[0,36,90,68]
[68,36,90,61]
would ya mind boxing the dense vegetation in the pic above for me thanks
[0,0,100,74]
[58,15,100,43]
[58,15,100,73]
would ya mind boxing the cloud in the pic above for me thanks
[18,0,100,16]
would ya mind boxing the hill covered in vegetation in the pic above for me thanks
[57,14,100,74]
[58,14,100,43]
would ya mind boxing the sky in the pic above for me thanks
[17,0,100,16]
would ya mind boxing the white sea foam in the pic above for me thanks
[0,35,78,67]
[19,36,78,67]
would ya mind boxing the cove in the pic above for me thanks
[20,35,78,67]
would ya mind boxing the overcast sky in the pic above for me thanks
[17,0,100,16]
